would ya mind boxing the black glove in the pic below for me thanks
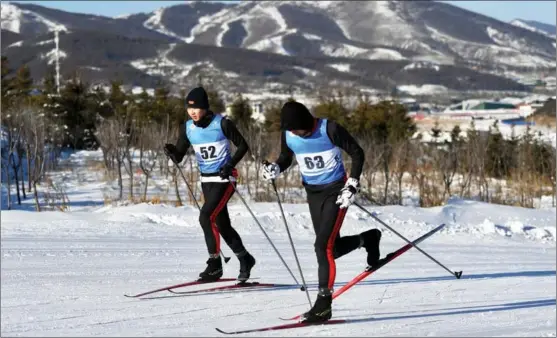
[164,144,178,163]
[219,163,234,180]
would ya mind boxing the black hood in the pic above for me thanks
[280,101,314,131]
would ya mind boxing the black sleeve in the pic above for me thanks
[326,120,365,180]
[174,123,190,163]
[275,132,294,172]
[221,117,249,167]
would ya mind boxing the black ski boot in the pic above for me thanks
[301,289,333,323]
[361,228,382,267]
[198,256,223,282]
[237,251,256,282]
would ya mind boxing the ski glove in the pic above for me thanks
[219,163,234,180]
[336,178,359,209]
[164,144,179,164]
[262,162,280,181]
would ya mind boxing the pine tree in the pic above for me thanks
[486,120,505,178]
[312,92,349,126]
[13,65,33,102]
[43,67,57,94]
[431,120,442,140]
[450,125,462,144]
[58,73,94,149]
[263,100,283,132]
[1,56,13,112]
[350,94,374,136]
[207,88,225,114]
[228,93,254,131]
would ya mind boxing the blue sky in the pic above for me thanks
[10,0,556,25]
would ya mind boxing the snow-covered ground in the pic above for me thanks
[1,151,556,336]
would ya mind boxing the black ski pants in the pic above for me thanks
[305,178,362,290]
[199,172,246,256]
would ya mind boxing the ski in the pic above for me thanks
[215,319,347,334]
[167,281,294,295]
[124,278,238,298]
[280,223,446,321]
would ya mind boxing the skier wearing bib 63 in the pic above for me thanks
[164,87,256,283]
[261,101,382,323]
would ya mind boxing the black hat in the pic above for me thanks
[185,87,209,109]
[280,101,314,131]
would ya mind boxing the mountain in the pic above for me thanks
[510,19,556,39]
[1,1,554,95]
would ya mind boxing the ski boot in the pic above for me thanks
[361,228,382,267]
[301,288,333,323]
[198,256,223,282]
[237,251,256,282]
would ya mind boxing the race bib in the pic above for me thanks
[192,139,229,164]
[295,147,342,177]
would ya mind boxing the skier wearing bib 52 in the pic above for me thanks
[164,87,256,283]
[261,101,382,323]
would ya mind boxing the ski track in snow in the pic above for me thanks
[1,150,556,336]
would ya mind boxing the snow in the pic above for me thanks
[397,84,449,96]
[426,25,554,69]
[292,66,318,77]
[510,19,556,39]
[259,5,288,33]
[0,2,67,34]
[40,49,67,65]
[82,66,102,72]
[328,64,351,73]
[404,61,440,71]
[7,41,22,48]
[114,13,132,20]
[248,34,293,56]
[1,2,23,33]
[36,38,54,46]
[1,150,556,336]
[302,33,322,41]
[143,8,189,43]
[367,48,406,60]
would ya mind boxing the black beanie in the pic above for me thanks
[186,87,209,109]
[280,101,314,131]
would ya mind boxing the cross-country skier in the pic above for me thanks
[164,87,256,283]
[261,101,382,323]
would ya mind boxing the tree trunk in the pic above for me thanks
[10,154,21,205]
[3,163,12,210]
[33,179,41,212]
[117,158,123,200]
[127,156,133,200]
[26,144,32,191]
[143,175,149,201]
[397,174,403,206]
[19,161,26,199]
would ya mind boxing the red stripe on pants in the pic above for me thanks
[209,169,238,254]
[326,207,347,289]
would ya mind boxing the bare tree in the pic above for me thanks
[138,122,164,201]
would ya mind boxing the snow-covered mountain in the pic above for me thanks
[2,1,555,68]
[510,19,556,39]
[137,1,555,68]
[1,1,554,94]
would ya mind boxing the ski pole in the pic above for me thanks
[269,178,313,308]
[228,179,306,293]
[170,157,231,263]
[353,201,462,279]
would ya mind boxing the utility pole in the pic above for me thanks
[54,28,61,95]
